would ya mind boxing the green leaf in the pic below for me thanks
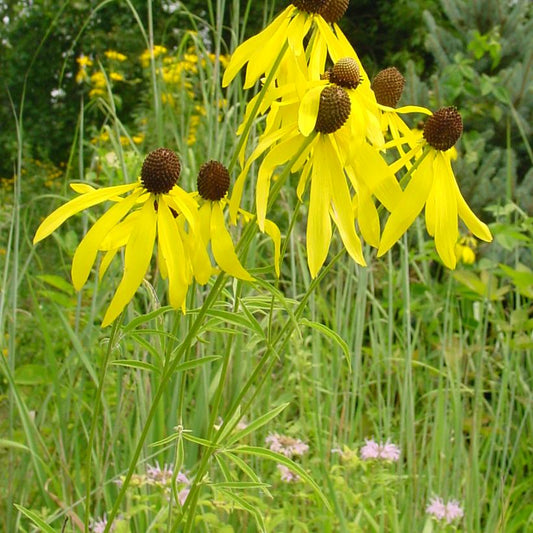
[225,402,289,446]
[205,308,256,331]
[36,274,75,295]
[215,489,267,533]
[210,481,270,490]
[0,439,30,452]
[300,318,351,370]
[231,445,331,511]
[173,355,222,373]
[110,359,160,373]
[220,451,273,498]
[122,306,173,332]
[14,505,58,533]
[15,364,51,385]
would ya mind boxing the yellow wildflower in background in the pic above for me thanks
[104,50,127,62]
[90,71,106,88]
[455,235,477,265]
[34,148,200,326]
[140,45,168,68]
[109,72,125,82]
[75,54,93,84]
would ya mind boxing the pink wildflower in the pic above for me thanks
[277,464,300,483]
[90,515,114,533]
[146,462,174,485]
[360,438,401,461]
[426,496,464,524]
[265,433,309,458]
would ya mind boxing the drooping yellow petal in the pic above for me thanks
[70,183,96,194]
[324,137,366,266]
[256,133,303,230]
[350,143,402,212]
[431,152,459,269]
[298,84,326,137]
[157,196,189,310]
[307,140,332,278]
[71,190,142,290]
[198,201,212,247]
[178,212,212,285]
[33,183,138,243]
[101,199,157,327]
[210,201,253,281]
[100,210,141,250]
[307,26,328,80]
[287,8,311,59]
[296,157,313,200]
[222,6,294,87]
[263,219,282,277]
[453,173,493,242]
[166,186,199,234]
[425,177,437,237]
[378,152,435,256]
[354,183,380,249]
[243,11,293,89]
[230,124,297,223]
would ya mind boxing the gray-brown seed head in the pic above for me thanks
[329,57,361,89]
[423,107,463,151]
[197,160,230,201]
[141,148,181,194]
[319,0,350,23]
[315,85,351,134]
[292,0,329,13]
[371,67,405,108]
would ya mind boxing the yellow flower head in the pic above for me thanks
[231,55,401,277]
[105,50,127,62]
[378,107,492,268]
[193,161,253,283]
[76,54,93,68]
[455,235,477,264]
[34,148,200,326]
[140,45,168,68]
[90,71,106,88]
[109,71,125,82]
[222,1,354,90]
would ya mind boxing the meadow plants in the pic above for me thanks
[1,1,532,532]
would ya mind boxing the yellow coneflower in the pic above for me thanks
[34,148,200,326]
[378,107,492,268]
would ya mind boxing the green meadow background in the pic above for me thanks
[1,1,532,531]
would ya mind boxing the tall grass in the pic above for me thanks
[1,0,532,532]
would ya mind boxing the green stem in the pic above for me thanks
[84,312,124,532]
[180,249,344,533]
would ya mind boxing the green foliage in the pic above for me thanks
[405,0,533,213]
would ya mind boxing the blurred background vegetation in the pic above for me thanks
[2,0,530,212]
